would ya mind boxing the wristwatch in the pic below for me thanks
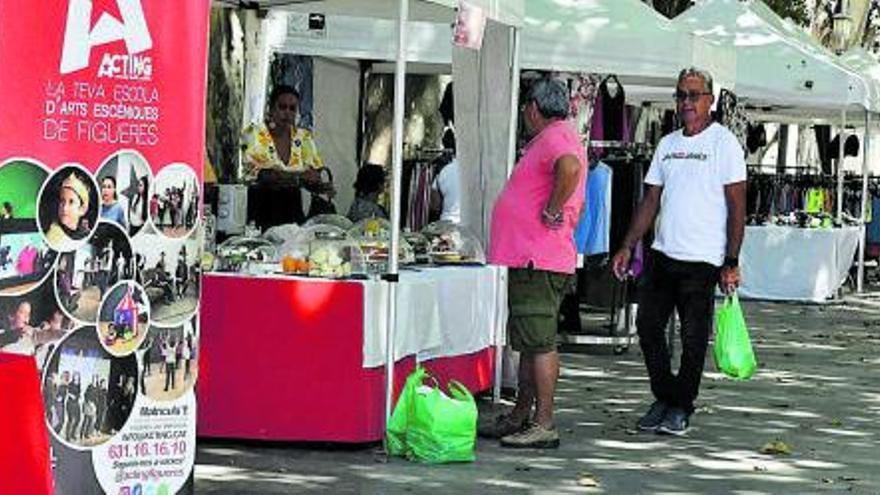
[723,256,739,269]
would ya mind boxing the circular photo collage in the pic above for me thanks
[0,154,201,451]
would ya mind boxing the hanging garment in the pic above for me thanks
[805,188,824,214]
[575,162,613,256]
[716,89,749,157]
[568,74,600,139]
[589,77,627,143]
[868,196,880,244]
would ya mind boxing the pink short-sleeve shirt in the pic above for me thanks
[488,120,586,274]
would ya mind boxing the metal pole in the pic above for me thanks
[493,27,520,404]
[858,110,871,292]
[384,0,408,438]
[837,109,847,222]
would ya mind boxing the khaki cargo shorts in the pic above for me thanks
[508,268,573,354]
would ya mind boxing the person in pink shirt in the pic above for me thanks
[482,78,586,449]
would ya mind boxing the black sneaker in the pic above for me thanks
[636,401,668,432]
[657,407,689,436]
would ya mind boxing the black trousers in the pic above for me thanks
[637,250,719,414]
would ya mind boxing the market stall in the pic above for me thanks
[198,265,501,441]
[199,0,523,442]
[839,47,880,293]
[674,0,873,302]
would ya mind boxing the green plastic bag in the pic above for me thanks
[713,294,758,380]
[386,366,477,463]
[386,366,424,457]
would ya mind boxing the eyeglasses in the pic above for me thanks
[674,90,711,103]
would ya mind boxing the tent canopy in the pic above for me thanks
[257,0,521,63]
[220,0,522,25]
[674,0,869,120]
[841,47,880,113]
[520,0,735,93]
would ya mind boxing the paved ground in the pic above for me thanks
[195,296,880,494]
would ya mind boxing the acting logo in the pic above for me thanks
[60,0,153,81]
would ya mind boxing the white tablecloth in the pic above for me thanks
[740,226,861,303]
[362,265,501,367]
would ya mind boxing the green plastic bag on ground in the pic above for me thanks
[714,294,758,380]
[386,366,477,463]
[386,366,424,457]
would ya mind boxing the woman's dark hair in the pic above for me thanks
[354,164,386,196]
[269,85,300,107]
[439,83,454,125]
[135,176,149,220]
[101,176,118,200]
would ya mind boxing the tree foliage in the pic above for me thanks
[644,0,878,51]
[644,0,809,23]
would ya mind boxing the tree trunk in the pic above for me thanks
[206,7,245,183]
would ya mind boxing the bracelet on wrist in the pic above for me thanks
[723,256,739,269]
[542,208,562,223]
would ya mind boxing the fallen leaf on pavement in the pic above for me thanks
[821,477,834,484]
[753,465,768,472]
[577,473,600,488]
[829,418,843,427]
[760,440,793,455]
[838,476,859,482]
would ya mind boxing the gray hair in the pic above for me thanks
[527,79,569,120]
[677,67,714,94]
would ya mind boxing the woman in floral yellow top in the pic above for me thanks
[241,85,329,192]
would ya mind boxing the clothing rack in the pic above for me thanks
[400,149,454,232]
[561,140,650,353]
[747,171,876,226]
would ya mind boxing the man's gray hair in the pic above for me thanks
[678,67,714,94]
[528,78,570,120]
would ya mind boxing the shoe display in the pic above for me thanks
[636,401,668,432]
[657,407,689,436]
[499,423,560,449]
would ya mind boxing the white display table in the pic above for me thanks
[740,226,860,303]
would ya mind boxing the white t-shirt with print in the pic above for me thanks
[645,122,746,267]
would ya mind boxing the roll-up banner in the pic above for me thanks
[0,1,210,493]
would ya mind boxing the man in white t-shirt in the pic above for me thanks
[612,67,746,436]
[431,159,461,224]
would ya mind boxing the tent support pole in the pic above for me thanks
[858,110,871,293]
[384,0,408,447]
[493,27,520,404]
[838,109,847,222]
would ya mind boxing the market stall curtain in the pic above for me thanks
[453,20,515,247]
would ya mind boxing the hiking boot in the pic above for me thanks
[657,407,689,436]
[500,423,560,449]
[636,401,668,432]
[477,413,528,439]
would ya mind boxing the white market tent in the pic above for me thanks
[224,0,524,429]
[840,47,880,293]
[674,0,869,121]
[520,0,736,96]
[842,47,880,113]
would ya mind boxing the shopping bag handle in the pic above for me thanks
[448,380,474,402]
